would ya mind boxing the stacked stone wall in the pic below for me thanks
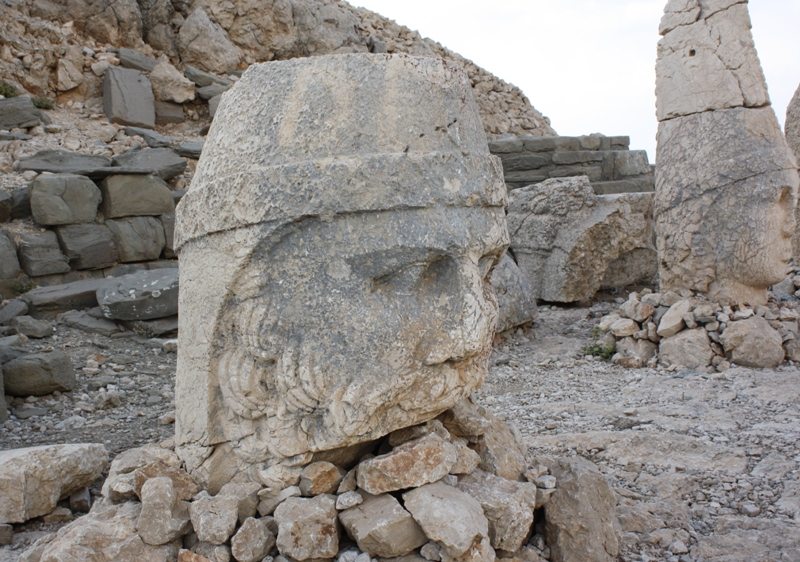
[489,134,655,193]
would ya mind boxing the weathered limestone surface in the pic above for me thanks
[338,492,427,558]
[30,174,102,226]
[456,469,537,552]
[403,482,492,561]
[507,176,654,303]
[656,0,769,121]
[544,457,621,562]
[785,84,800,261]
[490,253,538,333]
[655,0,799,306]
[174,54,508,485]
[27,499,180,562]
[0,444,108,524]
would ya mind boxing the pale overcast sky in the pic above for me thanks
[350,0,800,163]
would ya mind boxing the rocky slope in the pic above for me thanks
[0,0,554,139]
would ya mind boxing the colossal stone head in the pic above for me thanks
[174,54,508,488]
[655,0,799,306]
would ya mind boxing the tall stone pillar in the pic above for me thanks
[655,0,799,306]
[174,54,509,491]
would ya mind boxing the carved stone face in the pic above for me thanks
[213,207,508,461]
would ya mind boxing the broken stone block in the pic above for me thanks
[656,299,692,338]
[208,94,221,119]
[101,174,175,218]
[112,148,187,181]
[507,176,654,303]
[16,231,71,277]
[56,224,118,270]
[30,174,102,226]
[614,337,657,367]
[118,48,158,72]
[22,278,109,319]
[0,232,20,279]
[491,253,538,333]
[133,461,202,502]
[230,517,275,562]
[299,461,345,496]
[0,299,27,325]
[0,444,108,524]
[136,476,192,545]
[449,438,481,475]
[257,486,301,517]
[471,408,527,482]
[403,482,491,561]
[177,141,204,159]
[69,487,91,512]
[339,492,427,558]
[150,61,196,104]
[720,316,785,368]
[0,97,40,130]
[456,469,537,553]
[659,328,714,370]
[123,126,172,148]
[11,316,53,339]
[218,481,262,524]
[106,216,166,262]
[3,351,74,396]
[175,54,506,484]
[101,444,181,503]
[103,67,156,129]
[544,456,620,562]
[22,499,179,561]
[177,8,242,74]
[274,495,339,561]
[19,150,113,178]
[357,434,458,495]
[197,83,230,100]
[189,493,239,545]
[184,65,231,88]
[161,213,176,258]
[388,419,451,447]
[155,101,185,124]
[96,268,179,321]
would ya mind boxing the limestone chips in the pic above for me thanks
[175,54,509,488]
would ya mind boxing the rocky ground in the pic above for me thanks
[3,292,800,561]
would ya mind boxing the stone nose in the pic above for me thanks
[419,258,496,366]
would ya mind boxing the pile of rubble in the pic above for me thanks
[0,0,554,140]
[595,281,800,371]
[3,399,622,562]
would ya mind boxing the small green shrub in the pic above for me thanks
[0,82,18,98]
[581,343,615,361]
[132,323,155,339]
[32,96,54,110]
[11,280,36,294]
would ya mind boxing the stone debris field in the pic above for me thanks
[2,0,800,561]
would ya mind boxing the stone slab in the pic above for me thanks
[103,67,156,129]
[56,224,119,270]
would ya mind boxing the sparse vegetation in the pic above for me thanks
[581,342,615,360]
[0,81,19,98]
[11,280,36,294]
[32,96,54,109]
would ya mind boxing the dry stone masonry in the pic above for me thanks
[655,0,800,306]
[490,134,654,194]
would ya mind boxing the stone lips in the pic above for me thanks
[175,53,506,249]
[175,53,509,484]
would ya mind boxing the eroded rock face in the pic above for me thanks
[655,0,799,306]
[507,176,655,303]
[0,444,108,524]
[174,54,508,486]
